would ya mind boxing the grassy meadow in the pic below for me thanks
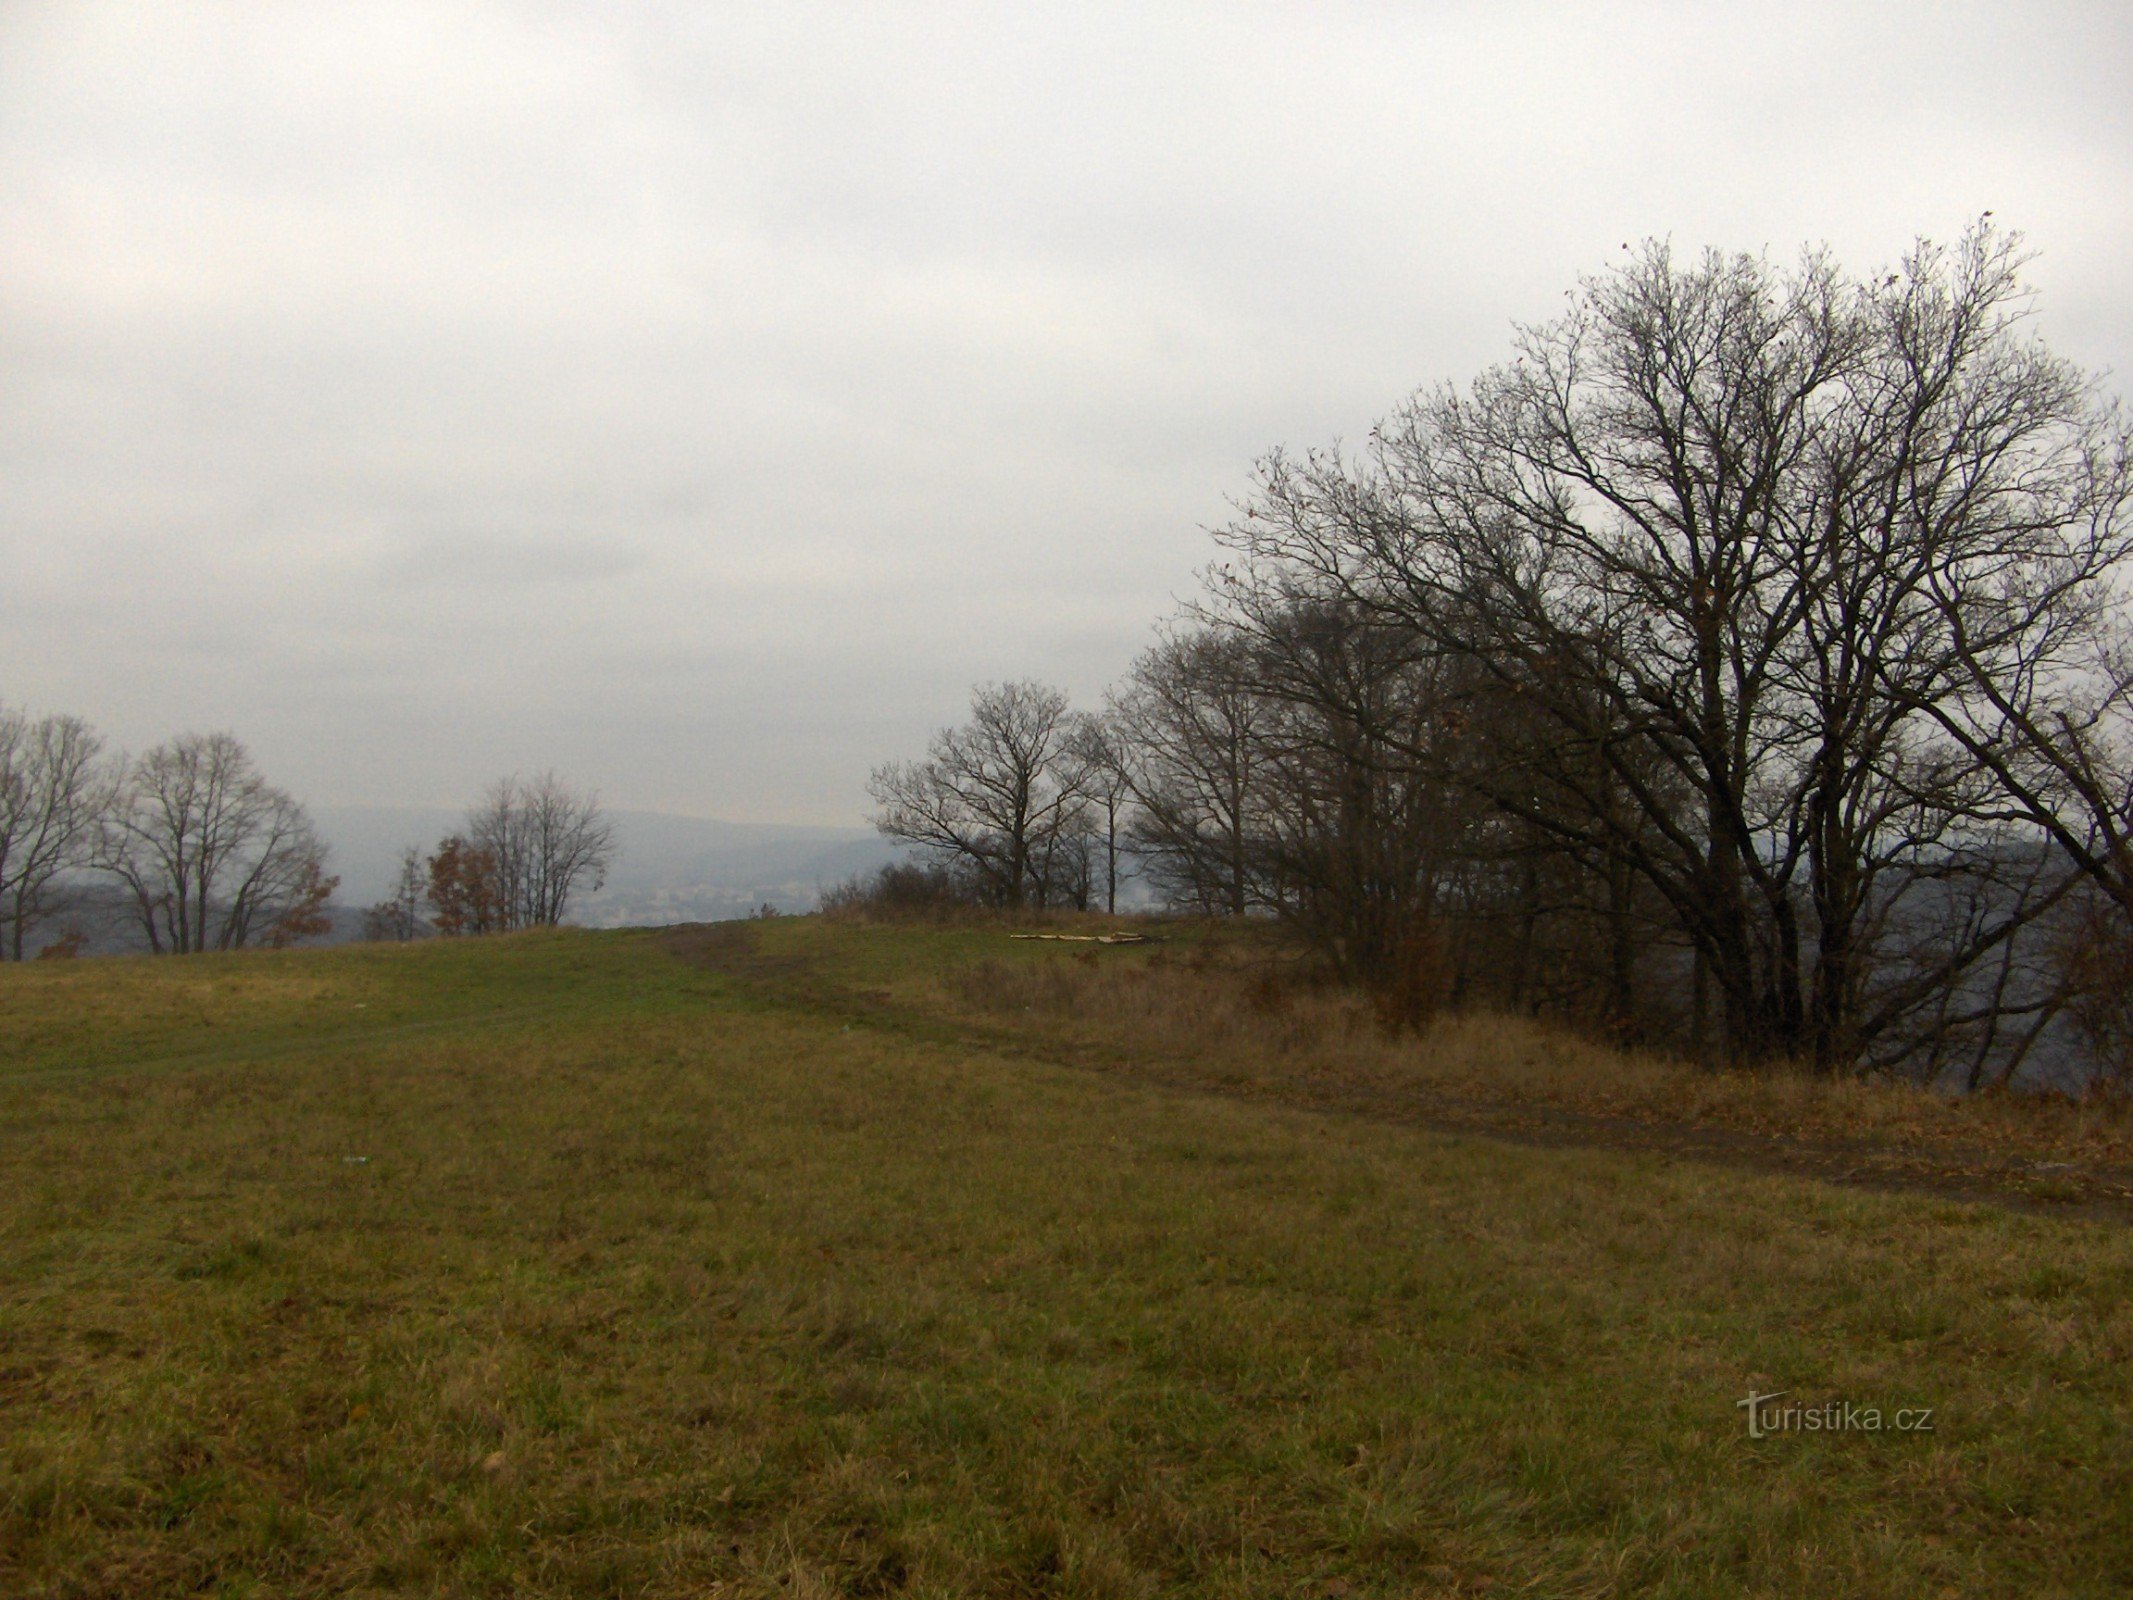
[2,917,2130,1597]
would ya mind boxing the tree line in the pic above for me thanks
[361,773,616,942]
[869,224,2133,1085]
[0,719,335,956]
[0,706,615,956]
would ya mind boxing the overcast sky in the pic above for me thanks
[4,2,2130,825]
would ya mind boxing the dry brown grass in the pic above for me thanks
[6,922,2133,1596]
[925,935,2133,1199]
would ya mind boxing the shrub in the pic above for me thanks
[819,862,984,919]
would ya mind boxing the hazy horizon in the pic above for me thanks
[6,3,2130,827]
[304,800,892,912]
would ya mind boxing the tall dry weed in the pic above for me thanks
[940,939,2133,1166]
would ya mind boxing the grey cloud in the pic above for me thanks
[2,1,2129,824]
[376,533,651,590]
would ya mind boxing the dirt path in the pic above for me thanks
[668,922,2133,1225]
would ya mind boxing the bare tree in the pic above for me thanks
[362,845,427,941]
[1067,712,1134,914]
[1886,240,2133,932]
[98,732,337,954]
[868,681,1090,909]
[1214,221,2123,1072]
[1109,631,1269,916]
[0,706,115,959]
[464,772,616,929]
[1238,600,1502,1001]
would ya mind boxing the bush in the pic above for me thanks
[819,862,985,918]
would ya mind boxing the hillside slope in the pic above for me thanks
[1,922,2128,1597]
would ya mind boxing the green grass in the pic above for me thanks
[2,920,2129,1597]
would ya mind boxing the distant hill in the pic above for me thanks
[309,805,903,927]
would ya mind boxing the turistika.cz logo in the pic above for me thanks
[1737,1391,1936,1439]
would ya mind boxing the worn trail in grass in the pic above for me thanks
[2,924,2129,1597]
[683,917,2133,1221]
